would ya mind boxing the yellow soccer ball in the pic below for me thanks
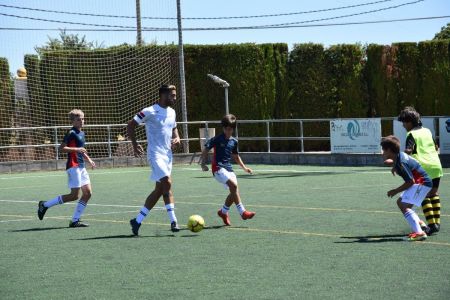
[187,215,205,233]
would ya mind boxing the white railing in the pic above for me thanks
[0,117,444,160]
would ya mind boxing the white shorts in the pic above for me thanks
[149,155,172,182]
[400,184,432,207]
[214,168,237,189]
[67,167,90,189]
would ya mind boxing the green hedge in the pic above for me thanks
[417,40,450,115]
[184,43,288,151]
[10,40,450,154]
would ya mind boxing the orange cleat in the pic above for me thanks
[241,210,255,220]
[217,209,231,226]
[407,232,427,241]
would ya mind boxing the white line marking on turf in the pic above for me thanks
[182,167,450,176]
[0,199,165,210]
[0,169,148,180]
[1,198,449,217]
[0,210,139,223]
[0,218,34,223]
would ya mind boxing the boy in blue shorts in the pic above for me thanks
[381,135,432,241]
[37,109,96,227]
[200,114,255,226]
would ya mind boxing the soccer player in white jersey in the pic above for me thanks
[127,84,181,235]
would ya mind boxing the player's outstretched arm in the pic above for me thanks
[232,154,252,174]
[127,119,144,157]
[200,148,209,171]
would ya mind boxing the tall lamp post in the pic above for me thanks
[207,74,230,115]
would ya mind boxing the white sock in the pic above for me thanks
[44,196,63,208]
[136,206,150,224]
[72,200,87,222]
[404,209,423,233]
[236,203,246,216]
[221,205,230,215]
[165,203,177,223]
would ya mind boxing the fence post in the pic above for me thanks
[266,121,271,153]
[107,125,112,158]
[299,121,304,153]
[205,122,209,140]
[54,127,59,160]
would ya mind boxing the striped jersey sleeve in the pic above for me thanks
[133,108,151,124]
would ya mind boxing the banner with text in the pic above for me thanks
[393,118,435,151]
[439,117,450,154]
[330,119,381,153]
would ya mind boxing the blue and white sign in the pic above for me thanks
[393,118,435,151]
[439,117,450,154]
[330,119,382,153]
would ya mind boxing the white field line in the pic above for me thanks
[0,199,165,210]
[1,167,448,181]
[0,169,148,180]
[183,167,450,176]
[0,210,138,223]
[1,198,448,218]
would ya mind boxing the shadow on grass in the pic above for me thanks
[193,171,351,180]
[73,234,176,240]
[9,226,67,232]
[71,225,245,240]
[336,233,407,244]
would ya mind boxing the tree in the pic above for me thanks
[433,23,450,40]
[35,29,104,54]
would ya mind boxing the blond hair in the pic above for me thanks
[68,109,84,121]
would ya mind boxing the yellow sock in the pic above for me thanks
[430,196,441,225]
[421,198,435,225]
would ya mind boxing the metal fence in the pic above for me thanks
[0,117,444,161]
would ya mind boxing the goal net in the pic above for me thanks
[0,0,181,162]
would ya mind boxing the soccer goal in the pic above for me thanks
[0,0,183,162]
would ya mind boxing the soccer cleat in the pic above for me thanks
[37,201,48,220]
[435,223,440,232]
[171,221,180,232]
[241,210,256,220]
[428,223,440,235]
[407,232,427,241]
[69,220,89,228]
[217,209,231,226]
[130,218,141,236]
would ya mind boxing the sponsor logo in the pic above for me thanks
[347,120,361,140]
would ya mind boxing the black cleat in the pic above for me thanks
[435,223,440,232]
[69,220,89,228]
[130,218,141,236]
[171,221,180,232]
[428,223,440,235]
[37,201,48,220]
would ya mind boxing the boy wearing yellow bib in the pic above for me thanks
[398,107,443,235]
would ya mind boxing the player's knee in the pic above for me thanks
[83,190,92,200]
[160,177,172,190]
[228,181,238,192]
[396,198,403,209]
[231,187,238,194]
